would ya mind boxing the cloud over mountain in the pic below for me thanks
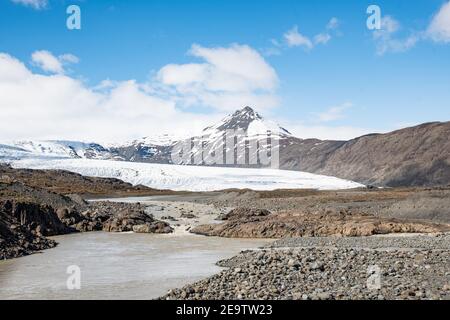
[427,1,450,43]
[158,44,279,111]
[0,43,280,142]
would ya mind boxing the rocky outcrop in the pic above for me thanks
[85,201,173,234]
[191,207,450,238]
[1,200,73,237]
[0,200,70,260]
[0,180,173,260]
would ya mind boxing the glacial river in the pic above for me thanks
[0,232,269,300]
[0,197,269,300]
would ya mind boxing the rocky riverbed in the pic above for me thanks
[161,233,450,300]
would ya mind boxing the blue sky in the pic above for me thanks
[0,0,449,141]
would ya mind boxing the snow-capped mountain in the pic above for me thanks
[107,134,179,164]
[0,140,122,161]
[0,106,289,167]
[201,106,291,138]
[0,106,366,191]
[1,106,448,188]
[176,106,291,166]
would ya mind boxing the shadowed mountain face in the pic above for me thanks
[0,107,449,187]
[292,122,450,187]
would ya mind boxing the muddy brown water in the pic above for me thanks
[0,196,269,300]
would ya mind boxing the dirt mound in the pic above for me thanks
[86,201,172,234]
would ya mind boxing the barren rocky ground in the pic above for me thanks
[162,187,450,300]
[2,164,450,300]
[190,188,450,238]
[202,187,450,223]
[191,207,449,238]
[162,233,450,300]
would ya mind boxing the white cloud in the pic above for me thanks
[313,102,353,122]
[31,50,64,73]
[372,2,450,55]
[59,53,80,64]
[314,33,332,45]
[284,26,313,50]
[158,63,208,87]
[427,1,450,43]
[0,50,381,143]
[372,16,419,55]
[190,44,278,91]
[327,17,340,30]
[0,45,281,142]
[157,44,279,112]
[281,18,340,52]
[0,52,226,142]
[31,50,79,74]
[11,0,47,10]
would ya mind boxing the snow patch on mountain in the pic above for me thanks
[106,134,181,149]
[0,140,122,160]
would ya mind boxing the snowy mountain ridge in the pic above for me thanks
[0,140,121,160]
[0,106,290,166]
[0,106,369,191]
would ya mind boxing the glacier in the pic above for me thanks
[6,157,364,192]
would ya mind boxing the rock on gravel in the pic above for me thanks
[269,233,450,251]
[161,245,450,300]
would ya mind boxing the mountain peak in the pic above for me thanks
[201,106,291,138]
[231,106,262,121]
[210,106,263,132]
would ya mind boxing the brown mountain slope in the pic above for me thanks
[280,121,450,187]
